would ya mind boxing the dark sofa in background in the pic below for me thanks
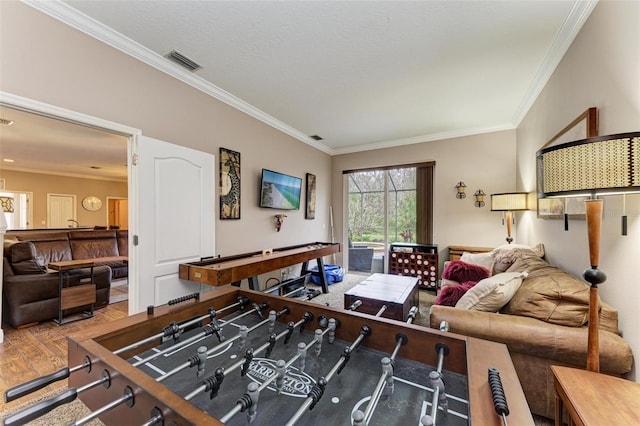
[2,229,128,328]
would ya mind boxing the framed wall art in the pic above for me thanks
[537,196,588,220]
[540,107,598,149]
[219,148,241,220]
[305,173,316,219]
[537,107,598,219]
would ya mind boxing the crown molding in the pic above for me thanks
[22,0,595,156]
[511,0,598,126]
[331,123,516,156]
[23,0,333,155]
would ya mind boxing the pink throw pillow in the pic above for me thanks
[435,281,476,306]
[442,260,490,283]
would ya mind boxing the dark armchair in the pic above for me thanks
[348,241,374,272]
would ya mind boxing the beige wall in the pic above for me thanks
[332,129,519,269]
[517,0,640,381]
[0,170,127,228]
[0,2,332,259]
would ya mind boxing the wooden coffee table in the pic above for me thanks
[343,273,419,321]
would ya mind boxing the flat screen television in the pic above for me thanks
[259,169,302,210]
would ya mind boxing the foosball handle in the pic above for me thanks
[5,368,70,402]
[3,389,77,426]
[488,367,509,426]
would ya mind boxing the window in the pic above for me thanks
[345,162,434,273]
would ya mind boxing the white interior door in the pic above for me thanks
[130,136,215,314]
[47,194,75,228]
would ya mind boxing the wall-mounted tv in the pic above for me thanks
[259,169,302,210]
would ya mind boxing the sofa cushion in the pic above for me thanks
[69,230,119,259]
[491,243,545,273]
[460,251,495,275]
[502,256,590,327]
[7,241,48,274]
[441,260,490,283]
[455,271,528,312]
[116,230,128,257]
[12,232,74,264]
[435,281,475,306]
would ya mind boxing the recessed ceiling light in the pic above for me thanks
[3,158,14,163]
[0,118,15,126]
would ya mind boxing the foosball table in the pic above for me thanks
[4,286,533,425]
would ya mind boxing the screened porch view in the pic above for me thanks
[347,168,417,274]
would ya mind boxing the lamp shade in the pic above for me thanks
[490,192,528,211]
[537,132,640,197]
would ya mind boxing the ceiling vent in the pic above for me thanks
[165,50,202,72]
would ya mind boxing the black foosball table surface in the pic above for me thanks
[134,311,468,425]
[59,286,533,425]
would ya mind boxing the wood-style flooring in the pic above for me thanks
[0,301,128,412]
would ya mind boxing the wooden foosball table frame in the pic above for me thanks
[66,286,534,425]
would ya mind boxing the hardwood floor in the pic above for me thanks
[0,301,128,412]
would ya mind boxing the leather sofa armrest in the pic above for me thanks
[429,305,632,375]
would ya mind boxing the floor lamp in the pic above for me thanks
[490,192,528,244]
[537,132,640,372]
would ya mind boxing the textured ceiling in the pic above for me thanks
[0,0,595,180]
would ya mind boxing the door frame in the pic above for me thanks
[0,91,142,308]
[106,196,128,228]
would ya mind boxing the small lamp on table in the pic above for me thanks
[490,192,529,244]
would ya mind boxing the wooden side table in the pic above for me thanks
[552,365,640,426]
[48,259,96,325]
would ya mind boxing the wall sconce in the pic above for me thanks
[274,214,287,232]
[537,131,640,372]
[490,192,528,244]
[473,190,486,208]
[455,181,467,199]
[0,196,14,213]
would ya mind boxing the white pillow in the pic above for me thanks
[460,251,495,275]
[455,271,528,312]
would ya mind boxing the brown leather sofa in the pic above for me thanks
[3,239,112,327]
[2,229,128,328]
[6,229,128,279]
[429,255,633,420]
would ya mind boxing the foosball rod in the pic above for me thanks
[3,371,112,426]
[7,306,278,426]
[115,296,250,355]
[70,386,134,426]
[426,342,450,424]
[3,357,91,403]
[284,324,372,426]
[184,310,312,402]
[3,298,251,403]
[132,302,268,367]
[217,319,338,424]
[155,306,286,383]
[360,309,417,425]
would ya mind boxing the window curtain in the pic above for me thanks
[416,163,434,244]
